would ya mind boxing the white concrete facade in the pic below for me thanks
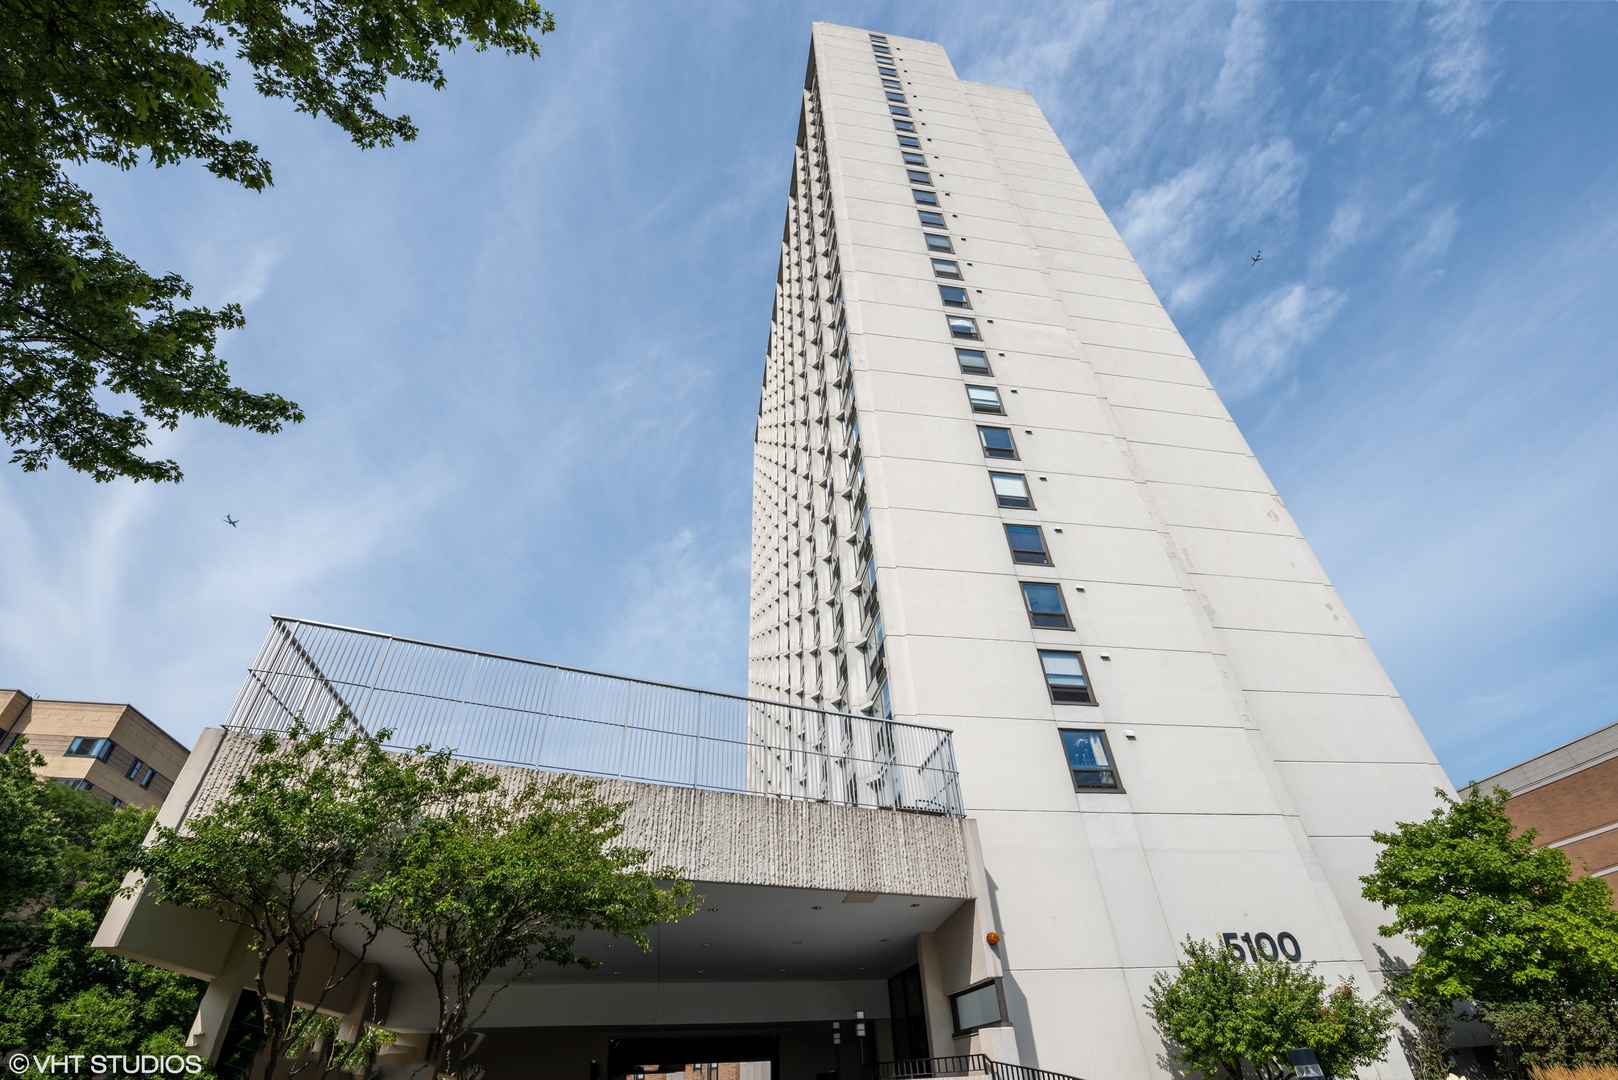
[749,24,1453,1080]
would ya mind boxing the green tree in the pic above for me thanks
[373,775,698,1077]
[0,741,206,1079]
[134,717,494,1080]
[1359,785,1618,1008]
[1482,998,1618,1069]
[1377,960,1454,1080]
[0,743,61,919]
[1144,937,1394,1080]
[1,0,556,482]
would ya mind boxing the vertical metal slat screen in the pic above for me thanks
[223,617,963,817]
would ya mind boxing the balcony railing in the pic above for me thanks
[222,617,964,817]
[864,1057,1085,1080]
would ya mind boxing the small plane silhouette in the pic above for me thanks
[223,515,239,528]
[1250,251,1263,266]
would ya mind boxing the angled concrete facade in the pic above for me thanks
[749,24,1451,1080]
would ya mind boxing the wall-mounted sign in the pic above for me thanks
[1221,931,1301,962]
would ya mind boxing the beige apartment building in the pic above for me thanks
[1,690,189,809]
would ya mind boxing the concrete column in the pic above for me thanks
[913,931,957,1060]
[186,927,255,1064]
[334,963,381,1043]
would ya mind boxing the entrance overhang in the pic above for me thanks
[97,729,981,1037]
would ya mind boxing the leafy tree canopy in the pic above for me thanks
[1145,937,1394,1080]
[135,718,496,1080]
[1360,785,1618,1007]
[0,740,205,1079]
[0,0,556,481]
[137,718,696,1080]
[374,774,698,1075]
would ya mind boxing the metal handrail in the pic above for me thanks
[221,617,964,817]
[863,1056,1086,1080]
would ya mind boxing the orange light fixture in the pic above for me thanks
[986,931,1001,946]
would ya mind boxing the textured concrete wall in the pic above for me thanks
[194,730,971,899]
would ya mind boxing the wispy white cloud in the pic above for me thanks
[1228,139,1307,227]
[1203,2,1272,119]
[1115,158,1221,305]
[1208,283,1347,399]
[1313,199,1367,270]
[1116,138,1306,309]
[940,3,1231,191]
[1402,202,1461,271]
[1423,2,1497,118]
[593,527,749,690]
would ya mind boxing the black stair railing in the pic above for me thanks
[863,1054,1086,1080]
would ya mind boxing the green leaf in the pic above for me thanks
[0,0,555,481]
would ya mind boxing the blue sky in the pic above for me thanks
[1,3,1615,786]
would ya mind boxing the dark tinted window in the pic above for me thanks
[1021,582,1072,628]
[978,426,1017,459]
[65,736,115,761]
[1061,729,1118,788]
[1005,525,1049,564]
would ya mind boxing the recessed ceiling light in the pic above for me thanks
[910,903,920,907]
[880,938,889,942]
[793,941,803,945]
[811,905,823,910]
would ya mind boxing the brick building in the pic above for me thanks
[1477,720,1618,898]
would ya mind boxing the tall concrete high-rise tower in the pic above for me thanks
[750,24,1451,1080]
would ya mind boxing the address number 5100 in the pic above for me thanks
[1222,931,1301,962]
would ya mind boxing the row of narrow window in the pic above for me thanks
[868,33,1116,791]
[762,84,889,718]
